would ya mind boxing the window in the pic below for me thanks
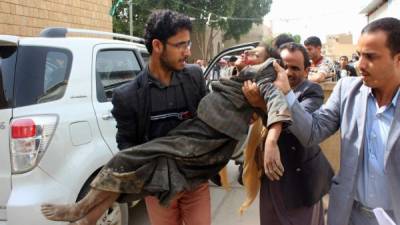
[0,46,17,109]
[96,50,142,102]
[14,46,72,107]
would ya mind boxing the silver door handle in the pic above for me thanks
[102,113,113,120]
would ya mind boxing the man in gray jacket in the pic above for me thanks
[273,17,400,225]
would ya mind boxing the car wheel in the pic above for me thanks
[96,202,129,225]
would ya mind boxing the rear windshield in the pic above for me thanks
[0,46,17,109]
[14,46,72,107]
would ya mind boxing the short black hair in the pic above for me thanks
[340,55,348,61]
[361,17,400,56]
[273,34,295,49]
[304,36,322,47]
[144,10,192,54]
[279,42,311,69]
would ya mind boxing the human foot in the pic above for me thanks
[41,203,86,222]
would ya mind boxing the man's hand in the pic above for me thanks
[264,138,284,181]
[242,80,267,110]
[272,61,291,95]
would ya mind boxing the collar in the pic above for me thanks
[312,56,323,67]
[147,65,181,88]
[367,87,400,107]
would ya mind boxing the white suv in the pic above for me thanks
[0,28,148,225]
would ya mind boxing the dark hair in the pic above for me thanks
[273,34,295,49]
[144,10,192,54]
[340,55,348,61]
[361,17,400,56]
[304,36,322,47]
[257,42,280,60]
[279,42,311,69]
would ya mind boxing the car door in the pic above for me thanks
[0,36,18,221]
[92,44,145,154]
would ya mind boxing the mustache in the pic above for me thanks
[180,56,188,62]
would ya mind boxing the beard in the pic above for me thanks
[160,51,186,72]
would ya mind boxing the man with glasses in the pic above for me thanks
[40,13,292,225]
[110,10,208,225]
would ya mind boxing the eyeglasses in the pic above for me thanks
[166,40,192,51]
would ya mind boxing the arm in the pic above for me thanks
[308,59,335,82]
[264,122,284,181]
[308,72,327,83]
[273,61,341,147]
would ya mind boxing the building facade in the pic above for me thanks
[0,0,112,37]
[360,0,400,22]
[323,33,357,61]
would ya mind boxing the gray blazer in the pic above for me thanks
[288,77,400,225]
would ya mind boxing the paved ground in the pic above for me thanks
[129,161,260,225]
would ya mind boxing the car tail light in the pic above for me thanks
[10,115,58,174]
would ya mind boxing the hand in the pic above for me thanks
[242,80,267,110]
[263,139,284,181]
[272,61,291,94]
[249,112,259,124]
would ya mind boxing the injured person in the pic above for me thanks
[41,56,291,225]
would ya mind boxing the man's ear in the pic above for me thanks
[152,39,164,54]
[394,53,400,67]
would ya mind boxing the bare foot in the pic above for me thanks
[41,203,86,222]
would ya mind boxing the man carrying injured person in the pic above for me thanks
[40,13,291,225]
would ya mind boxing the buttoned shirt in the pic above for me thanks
[148,72,190,140]
[355,88,400,210]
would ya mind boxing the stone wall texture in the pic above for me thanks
[0,0,112,37]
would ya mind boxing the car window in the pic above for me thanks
[14,46,72,107]
[96,49,141,102]
[0,46,17,109]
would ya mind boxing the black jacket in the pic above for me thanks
[111,64,206,149]
[265,80,334,208]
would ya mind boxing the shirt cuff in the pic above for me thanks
[286,90,296,106]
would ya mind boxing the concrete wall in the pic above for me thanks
[0,0,112,37]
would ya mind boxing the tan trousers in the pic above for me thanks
[145,182,211,225]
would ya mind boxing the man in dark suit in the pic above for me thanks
[244,42,333,225]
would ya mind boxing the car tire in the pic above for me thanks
[96,202,129,225]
